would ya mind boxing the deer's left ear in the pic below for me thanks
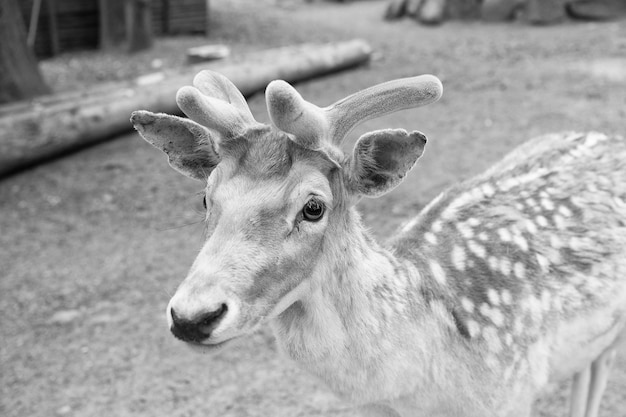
[345,129,427,197]
[131,110,220,181]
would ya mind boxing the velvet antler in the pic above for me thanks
[265,75,443,151]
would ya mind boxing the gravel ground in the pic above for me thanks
[2,1,626,417]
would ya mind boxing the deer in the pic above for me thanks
[131,69,626,417]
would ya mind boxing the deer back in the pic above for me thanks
[393,131,626,383]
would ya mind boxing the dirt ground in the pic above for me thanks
[2,1,626,416]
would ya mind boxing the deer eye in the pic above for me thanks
[202,196,207,210]
[302,198,324,222]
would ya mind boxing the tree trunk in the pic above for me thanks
[99,0,152,52]
[0,40,372,178]
[526,0,568,24]
[126,0,152,52]
[0,0,50,104]
[99,0,126,49]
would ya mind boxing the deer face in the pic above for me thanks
[131,70,441,348]
[169,131,338,347]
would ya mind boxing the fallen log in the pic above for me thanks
[481,0,525,21]
[566,0,626,20]
[526,0,568,24]
[0,39,372,178]
[418,0,447,24]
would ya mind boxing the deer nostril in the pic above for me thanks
[198,303,228,333]
[170,304,228,343]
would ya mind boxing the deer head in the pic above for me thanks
[131,70,442,348]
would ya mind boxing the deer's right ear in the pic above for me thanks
[345,129,427,197]
[131,110,220,181]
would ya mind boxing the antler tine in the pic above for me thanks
[266,75,442,149]
[326,75,443,144]
[265,80,329,150]
[176,70,259,140]
[192,70,254,119]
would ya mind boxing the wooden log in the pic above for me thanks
[526,0,568,24]
[446,0,481,19]
[406,0,425,17]
[481,0,525,21]
[384,0,408,20]
[418,0,447,24]
[0,40,372,178]
[566,0,626,20]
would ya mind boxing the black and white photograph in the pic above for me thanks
[1,0,625,416]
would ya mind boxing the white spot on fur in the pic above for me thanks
[549,235,563,249]
[478,232,489,241]
[512,234,529,251]
[467,217,480,227]
[467,240,487,259]
[481,303,505,327]
[535,216,549,228]
[524,220,538,234]
[467,320,481,337]
[569,236,584,251]
[498,177,520,192]
[540,198,555,211]
[497,228,512,242]
[483,326,502,353]
[584,133,601,147]
[432,220,443,233]
[525,296,543,322]
[481,184,496,197]
[429,260,447,285]
[514,262,525,279]
[501,290,512,305]
[456,222,474,239]
[536,254,550,273]
[558,205,573,217]
[451,245,467,271]
[500,258,511,276]
[461,297,474,313]
[424,232,438,245]
[553,214,567,230]
[488,256,499,271]
[487,289,500,306]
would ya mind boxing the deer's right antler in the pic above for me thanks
[265,75,443,152]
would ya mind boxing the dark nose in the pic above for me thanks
[170,304,228,343]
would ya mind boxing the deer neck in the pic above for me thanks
[270,207,450,401]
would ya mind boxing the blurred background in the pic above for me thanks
[1,0,625,416]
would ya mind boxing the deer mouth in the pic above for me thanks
[186,334,242,353]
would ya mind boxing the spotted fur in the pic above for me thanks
[133,71,626,417]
